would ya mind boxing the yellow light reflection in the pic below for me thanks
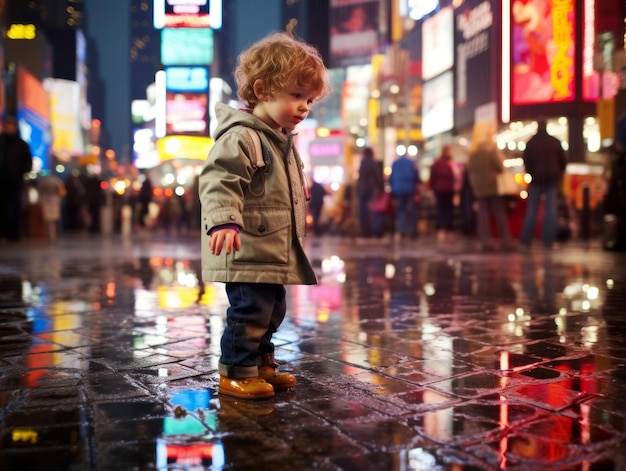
[12,429,38,444]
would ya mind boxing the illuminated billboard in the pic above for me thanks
[161,28,213,66]
[164,67,209,136]
[166,90,208,135]
[422,6,453,81]
[422,70,453,138]
[511,0,575,104]
[454,0,496,130]
[43,78,85,159]
[153,0,222,29]
[165,67,209,92]
[329,0,382,68]
[17,66,51,168]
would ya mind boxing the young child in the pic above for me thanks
[199,32,330,399]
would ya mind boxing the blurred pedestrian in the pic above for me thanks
[63,170,86,232]
[429,145,457,242]
[0,115,33,241]
[37,172,66,241]
[308,176,328,236]
[356,147,382,238]
[176,191,193,235]
[389,152,420,239]
[467,139,512,251]
[138,173,153,228]
[83,171,103,233]
[520,119,567,248]
[198,32,330,399]
[459,165,476,236]
[158,193,180,236]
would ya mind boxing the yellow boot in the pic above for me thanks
[258,354,296,391]
[218,376,274,399]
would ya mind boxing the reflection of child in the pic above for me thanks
[199,32,330,400]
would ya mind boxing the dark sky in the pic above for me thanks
[83,0,130,160]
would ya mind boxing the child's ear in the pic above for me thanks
[253,80,269,102]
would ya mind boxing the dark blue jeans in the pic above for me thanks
[520,182,558,246]
[220,282,286,379]
[358,193,374,237]
[394,194,418,237]
[434,191,455,231]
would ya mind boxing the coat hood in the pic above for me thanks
[213,103,289,150]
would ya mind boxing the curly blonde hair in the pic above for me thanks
[234,31,330,109]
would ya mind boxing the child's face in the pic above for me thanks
[254,84,318,132]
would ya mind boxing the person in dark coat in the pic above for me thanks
[0,115,33,241]
[308,177,328,236]
[356,147,383,238]
[429,145,457,242]
[83,171,104,233]
[63,170,86,232]
[520,119,568,248]
[138,174,153,228]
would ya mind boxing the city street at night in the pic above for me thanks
[0,232,625,470]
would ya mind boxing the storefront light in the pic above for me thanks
[163,173,175,185]
[587,131,601,152]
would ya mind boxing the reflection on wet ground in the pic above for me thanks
[1,233,626,470]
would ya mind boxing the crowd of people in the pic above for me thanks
[0,108,578,252]
[307,119,576,252]
[0,122,199,243]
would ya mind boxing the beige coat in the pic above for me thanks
[467,143,504,199]
[199,103,316,285]
[38,175,65,222]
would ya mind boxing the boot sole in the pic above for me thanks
[264,380,296,391]
[218,387,275,400]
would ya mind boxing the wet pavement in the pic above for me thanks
[0,231,625,471]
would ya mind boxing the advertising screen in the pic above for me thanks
[43,78,85,159]
[330,0,382,68]
[422,71,453,138]
[454,0,495,130]
[161,28,213,66]
[16,66,51,168]
[166,67,209,92]
[16,108,50,171]
[154,0,222,29]
[166,91,208,135]
[422,6,453,81]
[511,0,575,104]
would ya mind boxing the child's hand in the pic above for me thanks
[210,228,241,255]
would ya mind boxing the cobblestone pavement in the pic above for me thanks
[0,232,625,471]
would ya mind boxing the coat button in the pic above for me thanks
[229,215,236,221]
[257,225,266,233]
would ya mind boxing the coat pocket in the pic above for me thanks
[235,208,291,264]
